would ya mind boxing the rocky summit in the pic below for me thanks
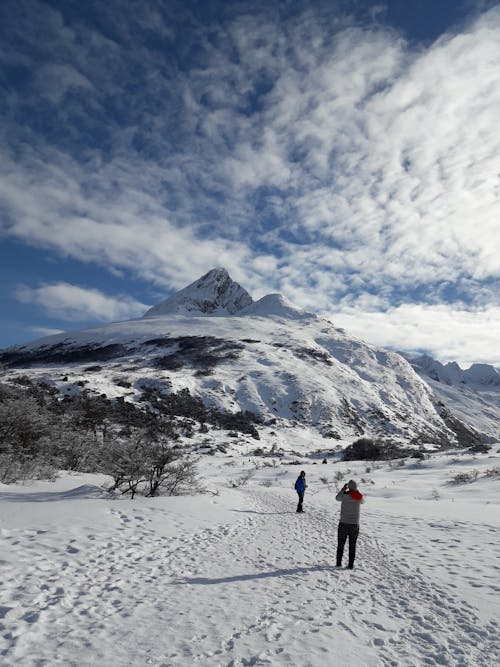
[143,268,254,317]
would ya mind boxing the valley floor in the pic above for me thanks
[1,458,499,667]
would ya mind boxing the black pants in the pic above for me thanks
[336,522,359,568]
[296,493,304,512]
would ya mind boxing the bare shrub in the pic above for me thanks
[450,470,479,484]
[229,469,256,488]
[101,427,197,499]
[0,451,58,484]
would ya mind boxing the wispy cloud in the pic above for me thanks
[1,0,499,363]
[16,283,149,322]
[35,64,95,104]
[329,303,500,368]
[29,326,65,337]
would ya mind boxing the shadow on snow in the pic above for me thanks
[0,485,105,502]
[230,509,293,516]
[173,564,339,585]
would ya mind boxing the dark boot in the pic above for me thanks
[296,493,304,513]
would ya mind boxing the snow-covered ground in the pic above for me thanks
[1,449,499,667]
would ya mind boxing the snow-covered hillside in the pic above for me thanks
[0,269,483,446]
[1,447,499,666]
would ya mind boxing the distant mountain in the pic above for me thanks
[0,270,487,447]
[408,354,500,386]
[406,354,500,442]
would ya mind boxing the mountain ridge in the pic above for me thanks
[407,354,500,386]
[0,269,491,446]
[404,353,500,442]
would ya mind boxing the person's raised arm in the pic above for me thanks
[335,483,348,501]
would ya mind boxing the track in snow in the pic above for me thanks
[1,488,498,666]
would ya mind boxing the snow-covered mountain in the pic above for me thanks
[408,354,500,386]
[0,269,485,446]
[406,354,500,442]
[144,268,254,317]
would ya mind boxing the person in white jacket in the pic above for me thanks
[335,479,364,569]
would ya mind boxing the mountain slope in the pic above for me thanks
[0,271,484,446]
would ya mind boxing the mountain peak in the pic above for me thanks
[143,268,254,317]
[240,293,314,320]
[408,354,500,386]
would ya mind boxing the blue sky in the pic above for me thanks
[1,0,500,366]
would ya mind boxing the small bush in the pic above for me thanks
[468,443,491,454]
[229,469,256,488]
[343,438,409,461]
[450,470,479,484]
[250,447,264,456]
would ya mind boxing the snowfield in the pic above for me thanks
[1,448,499,667]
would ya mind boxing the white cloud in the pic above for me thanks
[35,64,95,104]
[16,283,150,322]
[259,9,500,288]
[0,145,257,291]
[29,326,65,337]
[329,303,500,368]
[2,1,500,363]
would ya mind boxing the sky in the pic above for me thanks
[1,0,500,367]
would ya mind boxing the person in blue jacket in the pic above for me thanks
[294,470,307,513]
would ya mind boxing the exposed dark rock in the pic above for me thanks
[438,406,483,447]
[294,347,333,365]
[341,398,365,435]
[145,335,244,372]
[0,342,129,367]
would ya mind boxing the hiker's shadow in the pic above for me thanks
[231,509,291,516]
[173,565,336,586]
